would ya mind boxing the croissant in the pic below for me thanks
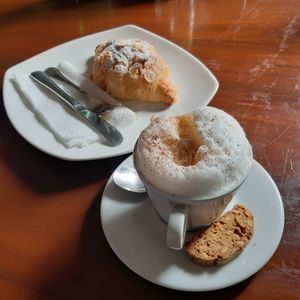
[92,39,176,105]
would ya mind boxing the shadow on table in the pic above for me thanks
[0,95,128,194]
[38,189,254,300]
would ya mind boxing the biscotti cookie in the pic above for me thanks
[185,204,254,266]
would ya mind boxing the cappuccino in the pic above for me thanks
[134,106,252,198]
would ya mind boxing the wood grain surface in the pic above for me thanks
[0,0,299,299]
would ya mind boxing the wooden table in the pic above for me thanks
[0,0,299,299]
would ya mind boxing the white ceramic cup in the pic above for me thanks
[133,143,253,250]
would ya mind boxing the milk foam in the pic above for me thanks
[134,106,252,198]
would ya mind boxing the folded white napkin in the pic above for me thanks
[13,62,136,148]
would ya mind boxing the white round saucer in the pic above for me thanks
[100,155,284,291]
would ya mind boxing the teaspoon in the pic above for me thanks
[113,166,146,193]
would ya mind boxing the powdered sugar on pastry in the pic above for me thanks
[134,106,252,198]
[92,39,177,104]
[97,39,152,74]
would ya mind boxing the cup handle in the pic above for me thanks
[167,205,188,250]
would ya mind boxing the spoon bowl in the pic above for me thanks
[113,166,146,193]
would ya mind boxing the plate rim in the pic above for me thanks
[3,24,219,161]
[100,155,285,292]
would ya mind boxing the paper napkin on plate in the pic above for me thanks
[13,62,136,148]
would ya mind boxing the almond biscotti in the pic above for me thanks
[92,39,177,105]
[185,204,254,266]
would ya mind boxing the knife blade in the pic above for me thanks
[30,71,123,146]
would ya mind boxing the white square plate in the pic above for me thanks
[3,25,219,160]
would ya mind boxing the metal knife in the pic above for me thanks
[30,71,123,146]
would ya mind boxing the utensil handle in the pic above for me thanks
[31,71,84,110]
[45,67,83,91]
[30,71,123,146]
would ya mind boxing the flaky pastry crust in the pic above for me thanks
[92,39,176,105]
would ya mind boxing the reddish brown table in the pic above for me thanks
[0,1,299,299]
